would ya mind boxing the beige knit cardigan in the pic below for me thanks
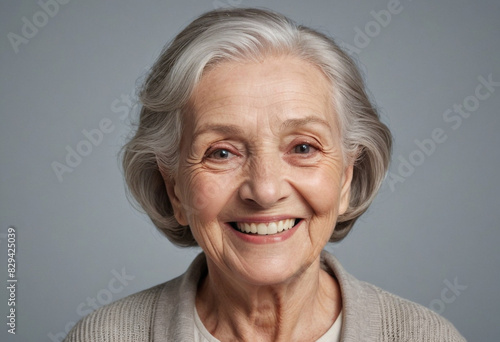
[64,251,466,341]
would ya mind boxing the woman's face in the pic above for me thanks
[165,56,353,286]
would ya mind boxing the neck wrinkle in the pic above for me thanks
[196,256,341,342]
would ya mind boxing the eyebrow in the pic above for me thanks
[191,116,332,141]
[280,116,332,131]
[192,124,245,141]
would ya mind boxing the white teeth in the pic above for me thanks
[257,223,267,235]
[235,219,297,235]
[250,223,257,234]
[268,222,278,234]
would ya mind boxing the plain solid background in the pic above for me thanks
[1,0,499,340]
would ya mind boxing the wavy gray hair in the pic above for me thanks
[122,8,392,246]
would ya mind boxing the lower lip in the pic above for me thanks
[226,220,302,244]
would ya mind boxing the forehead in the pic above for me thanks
[186,56,336,130]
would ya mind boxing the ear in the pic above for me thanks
[338,163,354,216]
[158,164,188,226]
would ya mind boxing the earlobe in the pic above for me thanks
[338,163,354,215]
[158,165,188,226]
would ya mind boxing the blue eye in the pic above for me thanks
[294,144,311,154]
[209,149,232,159]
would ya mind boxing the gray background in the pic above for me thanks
[1,0,499,341]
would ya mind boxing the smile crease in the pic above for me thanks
[231,219,300,235]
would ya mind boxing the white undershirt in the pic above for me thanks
[194,306,342,342]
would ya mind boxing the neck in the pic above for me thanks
[196,256,341,342]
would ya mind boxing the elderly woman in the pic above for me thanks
[65,8,465,342]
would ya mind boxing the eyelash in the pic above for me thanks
[293,143,314,154]
[207,149,232,159]
[204,145,238,161]
[290,139,320,156]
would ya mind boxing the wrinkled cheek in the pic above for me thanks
[181,175,224,224]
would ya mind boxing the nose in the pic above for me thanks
[238,153,290,208]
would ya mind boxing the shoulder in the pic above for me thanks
[320,251,466,341]
[64,253,207,342]
[63,283,164,342]
[366,282,466,342]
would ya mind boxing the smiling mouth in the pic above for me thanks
[230,219,301,235]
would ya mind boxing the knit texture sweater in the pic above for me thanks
[64,251,466,341]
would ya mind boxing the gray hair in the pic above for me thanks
[122,8,392,246]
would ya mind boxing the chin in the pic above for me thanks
[227,248,317,287]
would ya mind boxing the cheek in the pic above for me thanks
[293,163,344,216]
[179,171,232,224]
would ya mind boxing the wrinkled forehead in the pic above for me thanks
[183,56,339,136]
